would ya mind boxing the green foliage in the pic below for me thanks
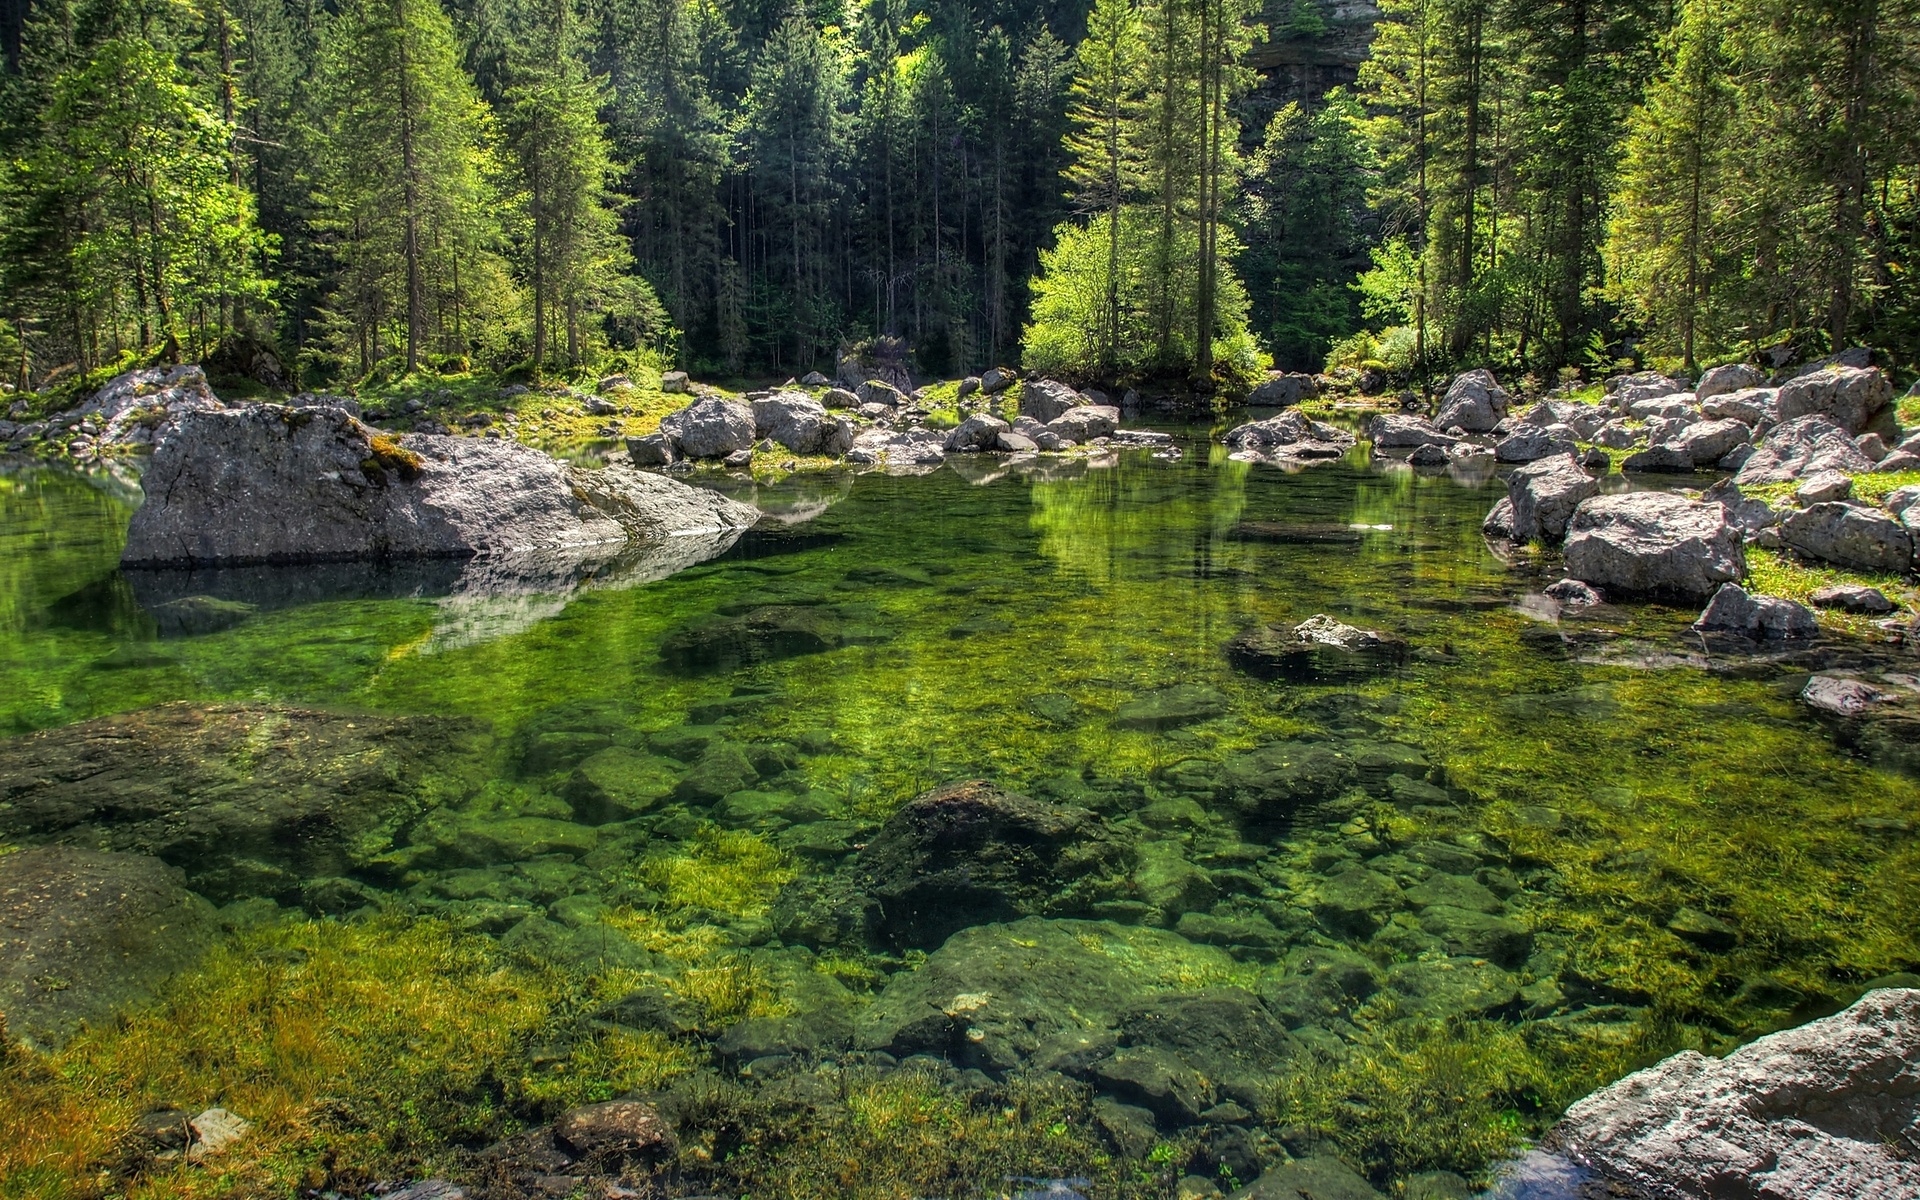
[1240,91,1374,371]
[1022,207,1267,386]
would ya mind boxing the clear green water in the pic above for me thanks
[2,433,1917,1194]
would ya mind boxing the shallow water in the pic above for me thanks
[2,429,1916,1195]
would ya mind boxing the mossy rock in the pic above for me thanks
[0,846,218,1051]
[566,747,681,823]
[1110,684,1230,732]
[855,917,1242,1073]
[855,780,1136,950]
[0,702,487,900]
[1384,957,1521,1019]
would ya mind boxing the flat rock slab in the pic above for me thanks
[0,846,217,1050]
[1554,987,1920,1199]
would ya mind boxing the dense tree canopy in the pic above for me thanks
[0,0,1912,392]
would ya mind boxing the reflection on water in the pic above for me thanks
[1,434,1916,1197]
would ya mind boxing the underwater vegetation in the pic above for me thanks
[0,437,1916,1198]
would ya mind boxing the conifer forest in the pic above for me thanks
[0,0,1914,392]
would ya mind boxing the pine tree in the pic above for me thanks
[1061,0,1145,374]
[502,0,633,373]
[310,0,507,375]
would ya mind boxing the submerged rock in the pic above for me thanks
[1552,987,1920,1199]
[855,780,1133,949]
[658,605,859,674]
[1225,615,1409,682]
[0,846,217,1050]
[1562,492,1745,597]
[122,405,756,567]
[854,916,1238,1073]
[1111,684,1229,731]
[0,703,484,899]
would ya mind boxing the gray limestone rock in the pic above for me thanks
[751,391,853,455]
[1504,453,1599,543]
[1774,365,1896,436]
[1695,362,1765,400]
[1692,583,1818,639]
[1734,415,1876,485]
[1433,369,1513,433]
[120,405,757,570]
[1563,491,1745,597]
[1048,405,1121,441]
[1552,987,1920,1200]
[1020,379,1088,423]
[661,395,757,458]
[1779,503,1915,573]
[1370,414,1459,449]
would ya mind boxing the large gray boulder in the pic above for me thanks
[1433,369,1512,433]
[1700,387,1778,426]
[1669,418,1752,466]
[1553,987,1920,1200]
[1779,503,1915,574]
[1563,491,1745,597]
[1495,424,1578,463]
[1019,379,1087,423]
[660,395,756,458]
[1692,583,1818,638]
[1609,371,1688,407]
[1247,372,1318,406]
[750,391,853,456]
[1734,414,1876,485]
[1047,405,1120,441]
[1,846,218,1050]
[1775,365,1896,436]
[1503,453,1598,543]
[1695,362,1765,400]
[1369,414,1458,449]
[944,413,1012,452]
[121,406,756,568]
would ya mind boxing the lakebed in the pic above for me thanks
[1,426,1916,1199]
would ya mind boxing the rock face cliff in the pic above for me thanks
[121,405,758,568]
[1247,0,1381,117]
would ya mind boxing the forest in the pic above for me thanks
[0,0,1915,394]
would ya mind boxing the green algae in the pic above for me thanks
[2,438,1918,1195]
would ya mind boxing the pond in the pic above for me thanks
[1,428,1916,1199]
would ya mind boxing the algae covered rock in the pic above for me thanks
[0,846,217,1050]
[1214,740,1360,821]
[855,780,1134,949]
[1111,684,1229,731]
[0,702,485,899]
[1225,615,1408,682]
[659,605,852,674]
[854,916,1238,1072]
